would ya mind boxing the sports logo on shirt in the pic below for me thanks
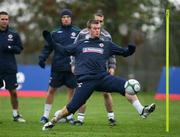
[8,34,13,41]
[77,82,83,87]
[71,32,76,37]
[71,32,77,39]
[99,43,104,47]
[83,47,104,54]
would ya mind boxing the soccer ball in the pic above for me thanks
[124,79,141,95]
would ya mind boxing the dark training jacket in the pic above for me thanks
[39,25,80,72]
[0,27,23,72]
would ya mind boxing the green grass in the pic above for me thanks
[0,91,179,137]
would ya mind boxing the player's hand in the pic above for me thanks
[128,44,136,55]
[38,60,45,69]
[109,68,115,75]
[71,66,75,73]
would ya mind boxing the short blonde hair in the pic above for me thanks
[86,19,100,29]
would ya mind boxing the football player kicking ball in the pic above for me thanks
[42,19,155,131]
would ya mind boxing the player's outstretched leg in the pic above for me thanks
[42,106,70,131]
[125,93,156,118]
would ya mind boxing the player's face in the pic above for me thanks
[61,15,72,26]
[0,14,9,30]
[94,15,104,27]
[89,23,101,38]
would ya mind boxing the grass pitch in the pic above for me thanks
[0,91,179,137]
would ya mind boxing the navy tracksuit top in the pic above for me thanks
[39,25,80,72]
[55,37,135,81]
[0,27,23,72]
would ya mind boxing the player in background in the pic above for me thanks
[71,11,117,126]
[0,11,25,122]
[39,9,80,124]
[42,19,155,131]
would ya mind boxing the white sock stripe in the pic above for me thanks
[78,113,85,116]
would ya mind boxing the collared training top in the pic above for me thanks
[71,28,116,70]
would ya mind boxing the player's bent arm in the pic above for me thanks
[55,43,77,56]
[39,43,53,62]
[108,68,115,75]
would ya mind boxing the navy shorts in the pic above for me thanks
[66,74,126,113]
[0,71,18,90]
[49,71,77,89]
